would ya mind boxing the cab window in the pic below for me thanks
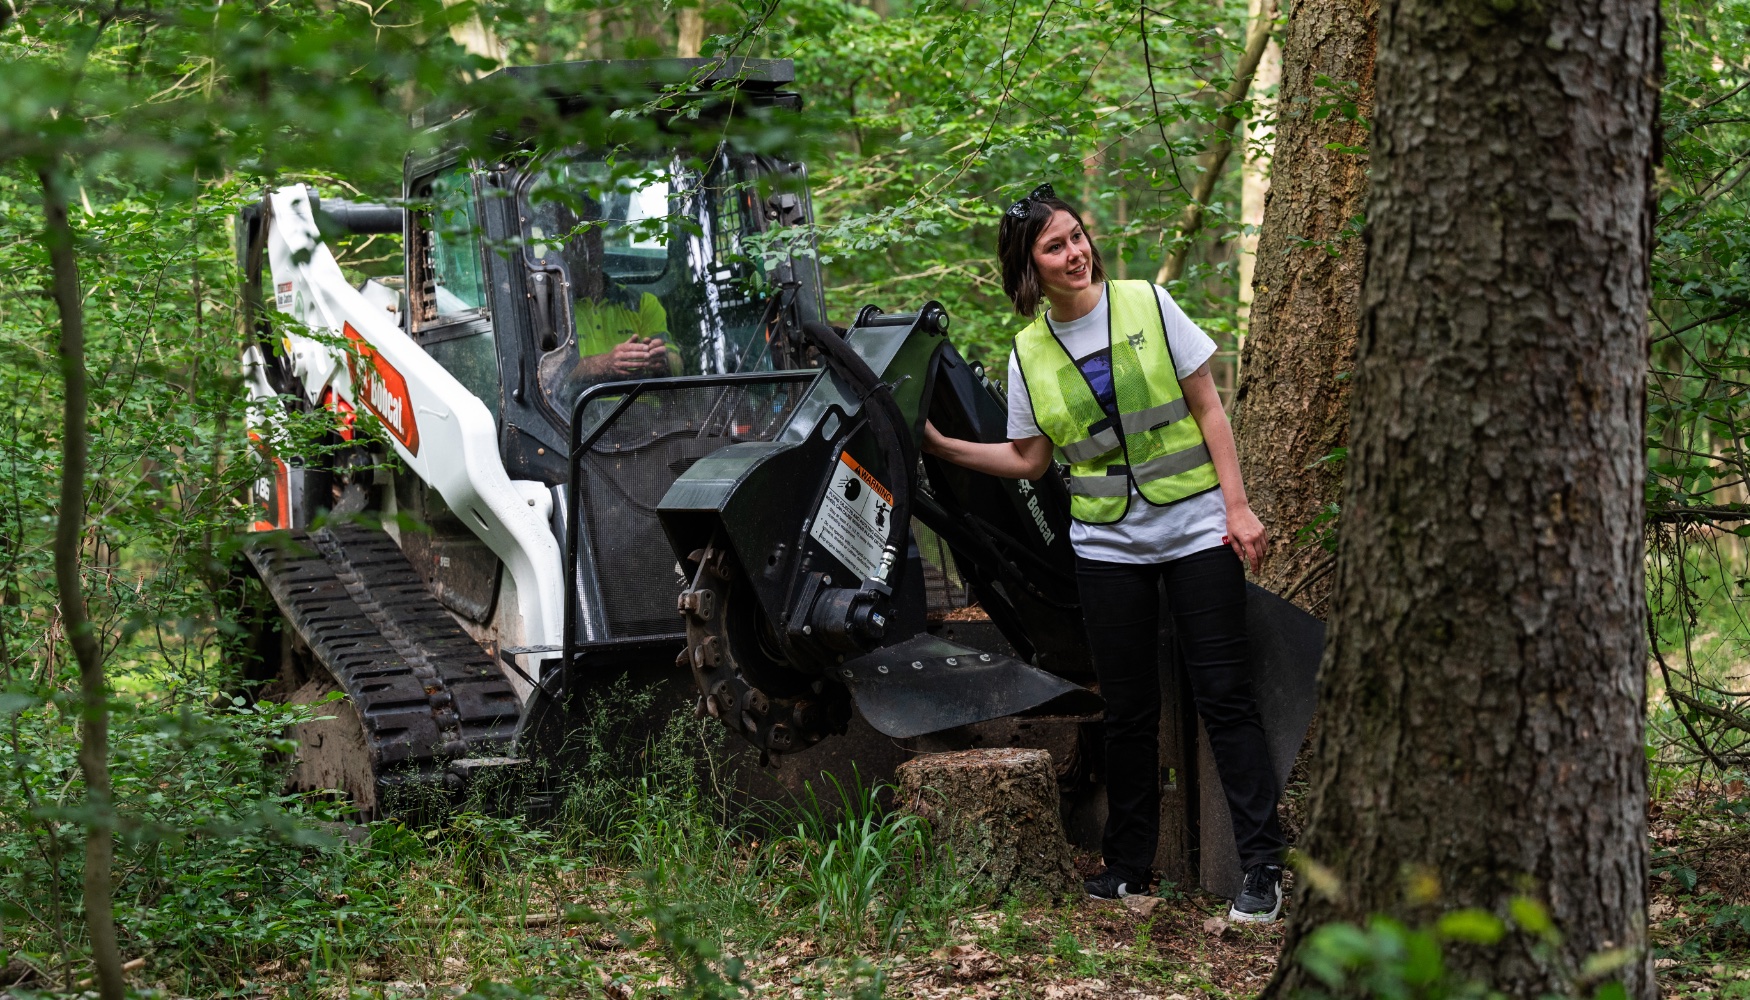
[410,164,500,420]
[519,154,774,424]
[414,167,488,324]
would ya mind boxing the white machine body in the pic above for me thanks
[246,184,566,654]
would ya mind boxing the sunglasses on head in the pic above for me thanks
[1005,182,1056,219]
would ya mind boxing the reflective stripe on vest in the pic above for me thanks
[1013,280,1220,524]
[1058,426,1120,464]
[1055,396,1193,463]
[1068,444,1211,497]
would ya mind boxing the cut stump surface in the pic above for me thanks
[895,747,1078,898]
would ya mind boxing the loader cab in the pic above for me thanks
[513,149,806,431]
[405,164,500,421]
[403,58,824,488]
[387,58,824,632]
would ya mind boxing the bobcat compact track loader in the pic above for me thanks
[236,57,1320,894]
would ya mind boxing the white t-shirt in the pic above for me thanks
[1006,283,1228,565]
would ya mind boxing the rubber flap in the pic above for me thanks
[834,634,1099,739]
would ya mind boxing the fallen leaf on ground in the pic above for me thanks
[1124,895,1164,917]
[932,943,1001,981]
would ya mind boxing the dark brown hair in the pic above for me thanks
[997,192,1107,318]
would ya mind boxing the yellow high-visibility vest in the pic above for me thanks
[1013,280,1219,524]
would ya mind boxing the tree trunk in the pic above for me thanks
[895,748,1079,898]
[1234,0,1281,349]
[676,7,704,57]
[441,0,505,65]
[1266,0,1657,993]
[582,12,603,59]
[1229,0,1376,610]
[40,165,125,1000]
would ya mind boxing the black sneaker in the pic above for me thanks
[1228,863,1283,923]
[1085,870,1145,900]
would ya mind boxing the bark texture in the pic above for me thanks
[1230,0,1376,609]
[895,748,1078,898]
[1267,0,1657,993]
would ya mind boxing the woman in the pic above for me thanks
[920,184,1286,922]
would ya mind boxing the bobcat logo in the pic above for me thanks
[1127,330,1146,351]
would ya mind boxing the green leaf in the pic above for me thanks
[1437,908,1506,944]
[1509,896,1557,939]
[1655,864,1699,891]
[1400,928,1445,986]
[1580,948,1636,979]
[1298,923,1373,987]
[0,691,42,716]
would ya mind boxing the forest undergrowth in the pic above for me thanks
[0,669,1294,1000]
[1650,780,1750,998]
[3,660,1746,1000]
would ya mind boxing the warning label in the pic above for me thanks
[810,451,893,583]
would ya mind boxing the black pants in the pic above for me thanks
[1077,545,1285,881]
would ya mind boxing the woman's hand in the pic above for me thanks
[921,419,950,457]
[1225,504,1267,574]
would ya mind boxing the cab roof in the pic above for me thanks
[411,58,799,129]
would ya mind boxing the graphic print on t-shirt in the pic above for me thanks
[1076,347,1119,419]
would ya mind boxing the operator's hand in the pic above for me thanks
[639,336,671,374]
[1224,504,1267,575]
[606,339,654,377]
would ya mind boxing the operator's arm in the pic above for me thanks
[1181,363,1267,573]
[921,422,1055,480]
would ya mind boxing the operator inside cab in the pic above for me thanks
[519,153,777,421]
[531,184,681,403]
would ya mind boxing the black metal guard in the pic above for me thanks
[560,370,821,699]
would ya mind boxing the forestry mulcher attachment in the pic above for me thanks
[237,58,1318,890]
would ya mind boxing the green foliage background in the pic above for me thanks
[1647,0,1750,783]
[0,0,1747,993]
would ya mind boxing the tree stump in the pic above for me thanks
[894,748,1078,899]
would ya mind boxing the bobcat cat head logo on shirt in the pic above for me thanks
[1126,330,1146,351]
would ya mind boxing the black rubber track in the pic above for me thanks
[245,526,522,799]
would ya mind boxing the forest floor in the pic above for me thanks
[218,788,1750,1000]
[1650,781,1750,999]
[5,697,1747,1000]
[235,854,1288,1000]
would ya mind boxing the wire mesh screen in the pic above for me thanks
[575,375,817,638]
[914,519,978,620]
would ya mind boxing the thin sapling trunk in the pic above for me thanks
[39,163,125,1000]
